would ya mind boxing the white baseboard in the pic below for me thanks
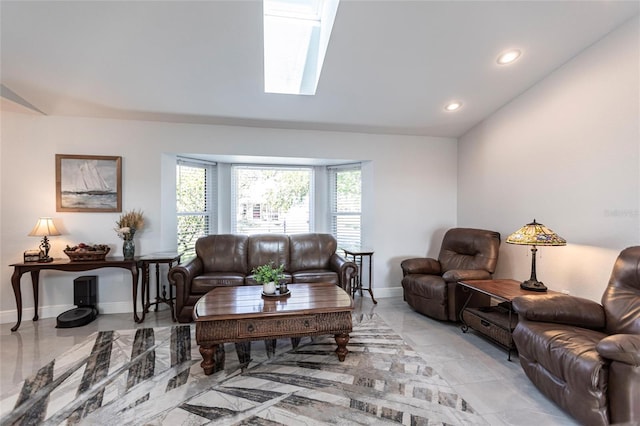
[0,301,133,326]
[355,286,403,299]
[1,287,405,326]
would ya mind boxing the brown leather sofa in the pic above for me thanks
[168,233,357,323]
[512,246,640,426]
[401,228,501,321]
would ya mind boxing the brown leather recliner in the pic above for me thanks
[512,246,640,426]
[401,228,501,321]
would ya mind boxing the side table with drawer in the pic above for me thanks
[458,279,557,360]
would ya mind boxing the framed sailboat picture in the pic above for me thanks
[56,154,122,212]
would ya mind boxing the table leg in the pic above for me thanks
[153,263,158,312]
[366,254,378,304]
[141,262,150,320]
[235,341,251,370]
[200,343,225,375]
[168,284,177,322]
[10,269,24,332]
[459,287,473,333]
[264,339,276,358]
[30,271,40,321]
[335,333,349,361]
[367,288,378,304]
[131,266,141,323]
[146,263,152,313]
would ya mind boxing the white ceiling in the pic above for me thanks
[1,1,638,138]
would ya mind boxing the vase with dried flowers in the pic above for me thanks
[115,209,144,259]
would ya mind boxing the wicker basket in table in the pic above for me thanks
[64,247,110,261]
[462,307,517,349]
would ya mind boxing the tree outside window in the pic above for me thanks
[234,166,312,234]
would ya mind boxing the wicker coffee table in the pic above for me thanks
[193,282,354,375]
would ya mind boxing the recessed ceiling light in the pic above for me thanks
[444,101,462,112]
[497,49,521,65]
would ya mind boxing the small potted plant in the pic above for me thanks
[252,262,285,295]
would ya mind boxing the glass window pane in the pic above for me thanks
[177,214,209,258]
[176,160,216,256]
[234,166,312,235]
[330,166,361,248]
[177,165,207,213]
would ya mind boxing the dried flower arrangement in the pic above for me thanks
[115,209,144,240]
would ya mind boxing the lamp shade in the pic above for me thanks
[506,219,566,246]
[28,217,61,237]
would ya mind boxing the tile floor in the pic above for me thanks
[0,295,578,425]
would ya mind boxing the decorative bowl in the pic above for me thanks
[64,245,110,261]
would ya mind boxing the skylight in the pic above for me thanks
[263,0,339,95]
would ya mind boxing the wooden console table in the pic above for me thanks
[9,258,140,332]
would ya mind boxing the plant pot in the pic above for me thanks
[262,281,276,295]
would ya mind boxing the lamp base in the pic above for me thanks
[38,256,54,263]
[520,279,547,292]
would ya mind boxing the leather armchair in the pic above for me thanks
[512,246,640,425]
[401,228,501,321]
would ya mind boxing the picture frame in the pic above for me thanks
[56,154,122,212]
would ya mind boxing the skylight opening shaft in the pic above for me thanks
[263,0,339,96]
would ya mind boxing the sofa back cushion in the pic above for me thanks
[196,234,248,274]
[438,228,501,274]
[247,234,290,271]
[602,245,640,335]
[289,233,337,271]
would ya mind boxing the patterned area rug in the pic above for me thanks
[0,314,485,425]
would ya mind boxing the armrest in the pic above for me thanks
[329,253,358,293]
[442,269,492,282]
[168,257,203,301]
[597,334,640,366]
[512,294,606,329]
[400,258,441,276]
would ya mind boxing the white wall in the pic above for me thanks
[0,115,457,324]
[458,17,640,302]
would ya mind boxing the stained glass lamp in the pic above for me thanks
[506,219,566,292]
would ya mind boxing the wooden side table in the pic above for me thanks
[458,279,558,360]
[342,248,377,304]
[138,252,181,322]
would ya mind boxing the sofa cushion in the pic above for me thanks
[245,273,293,286]
[289,233,337,271]
[192,272,245,293]
[196,234,248,274]
[291,270,338,285]
[247,234,290,271]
